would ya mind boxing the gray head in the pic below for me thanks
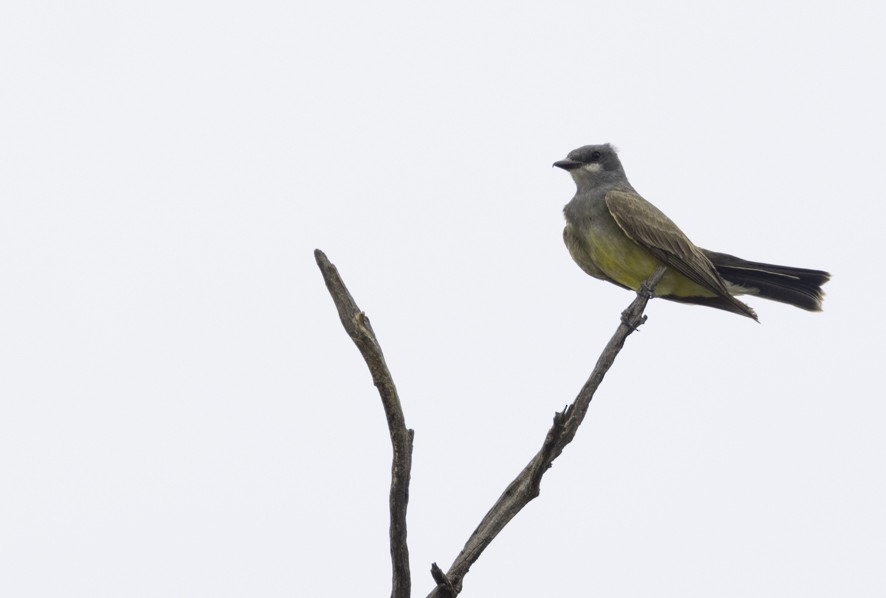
[553,143,628,189]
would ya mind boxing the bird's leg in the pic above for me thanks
[638,270,664,299]
[621,266,667,329]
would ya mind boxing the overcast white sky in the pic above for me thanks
[2,1,884,596]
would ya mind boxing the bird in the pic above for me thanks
[555,143,830,320]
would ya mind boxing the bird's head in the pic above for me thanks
[553,143,626,188]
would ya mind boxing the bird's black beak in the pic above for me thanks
[553,159,582,171]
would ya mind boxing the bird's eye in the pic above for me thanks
[590,151,601,161]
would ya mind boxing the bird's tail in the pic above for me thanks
[703,250,831,312]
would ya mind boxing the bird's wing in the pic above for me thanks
[604,189,734,298]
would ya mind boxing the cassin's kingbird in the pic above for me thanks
[555,143,830,320]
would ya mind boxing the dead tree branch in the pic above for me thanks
[425,265,667,598]
[315,249,413,598]
[315,248,665,598]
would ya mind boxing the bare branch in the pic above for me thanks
[315,247,665,597]
[426,266,667,598]
[314,249,413,598]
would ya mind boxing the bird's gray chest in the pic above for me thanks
[562,192,620,281]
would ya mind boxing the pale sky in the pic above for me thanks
[2,1,884,596]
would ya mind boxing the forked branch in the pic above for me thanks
[315,248,665,598]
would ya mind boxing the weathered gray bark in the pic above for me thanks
[315,249,413,598]
[315,248,665,598]
[425,265,666,598]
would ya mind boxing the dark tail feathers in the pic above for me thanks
[703,250,831,312]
